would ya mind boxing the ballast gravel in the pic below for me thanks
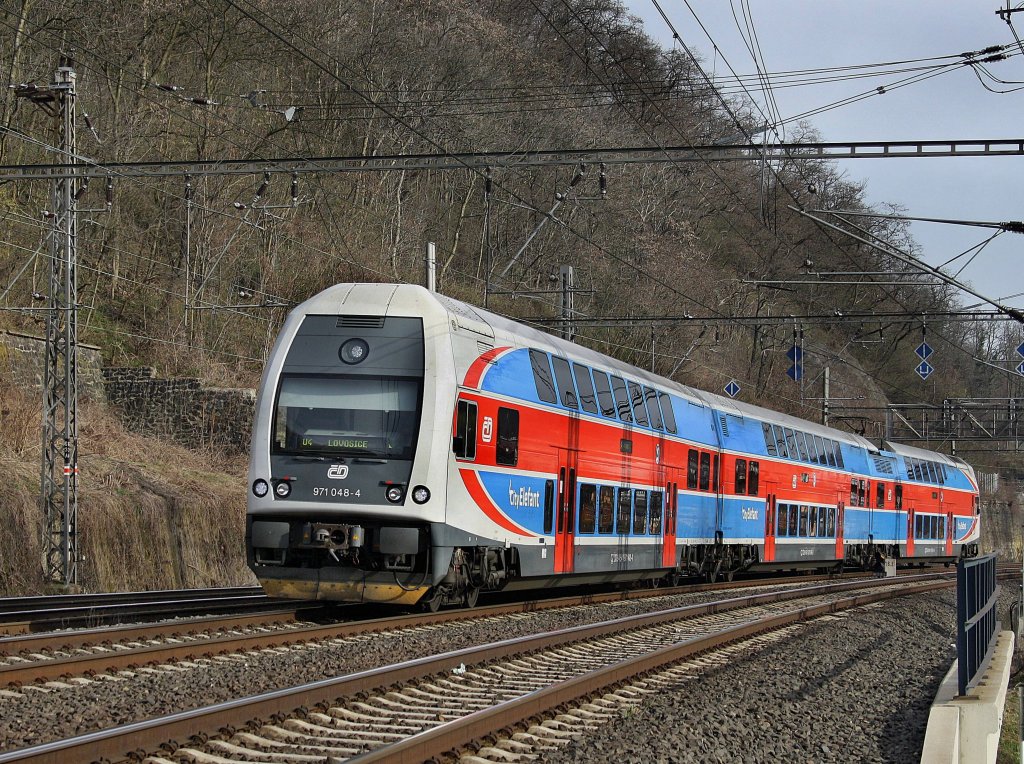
[543,588,1016,764]
[0,581,1008,759]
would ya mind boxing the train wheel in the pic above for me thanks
[464,586,480,608]
[422,588,445,613]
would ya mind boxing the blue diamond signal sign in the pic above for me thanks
[1017,360,1024,376]
[786,345,803,362]
[787,364,803,382]
[915,361,934,380]
[915,342,933,360]
[724,380,741,398]
[1017,342,1024,358]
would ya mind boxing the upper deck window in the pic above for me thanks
[572,363,599,414]
[593,371,617,418]
[529,350,557,404]
[610,376,633,422]
[644,387,664,430]
[628,381,649,426]
[551,356,578,409]
[659,392,677,433]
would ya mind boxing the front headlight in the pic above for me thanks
[385,485,404,503]
[411,485,431,504]
[274,480,292,498]
[252,479,269,498]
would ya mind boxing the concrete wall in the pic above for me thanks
[101,367,256,453]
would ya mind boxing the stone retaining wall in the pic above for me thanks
[101,367,256,452]
[0,330,105,399]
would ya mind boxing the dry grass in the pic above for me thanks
[0,378,255,595]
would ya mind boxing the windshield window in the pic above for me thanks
[273,375,421,459]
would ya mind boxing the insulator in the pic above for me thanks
[290,173,298,203]
[485,167,492,196]
[105,177,114,205]
[72,177,89,201]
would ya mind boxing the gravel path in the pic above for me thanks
[543,588,1016,764]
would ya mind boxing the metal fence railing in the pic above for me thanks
[956,554,999,696]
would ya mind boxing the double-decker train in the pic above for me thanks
[246,283,981,608]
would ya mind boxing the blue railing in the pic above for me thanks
[957,554,999,696]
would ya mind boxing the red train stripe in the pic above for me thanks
[459,467,536,537]
[462,346,513,389]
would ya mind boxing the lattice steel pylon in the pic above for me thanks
[24,59,80,586]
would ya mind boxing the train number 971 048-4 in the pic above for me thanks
[313,487,362,498]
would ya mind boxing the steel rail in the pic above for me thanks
[0,574,958,764]
[350,580,956,763]
[0,586,262,614]
[0,572,868,684]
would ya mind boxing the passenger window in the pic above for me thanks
[770,424,786,459]
[825,439,837,468]
[699,452,710,491]
[658,392,677,433]
[687,450,699,489]
[645,387,664,429]
[808,507,818,537]
[850,478,859,506]
[833,443,845,469]
[551,356,578,409]
[593,371,617,417]
[806,436,820,464]
[813,435,827,464]
[610,376,633,422]
[784,429,799,461]
[578,484,597,533]
[876,482,885,509]
[914,515,922,538]
[788,505,798,536]
[895,484,903,510]
[748,461,759,496]
[796,432,810,462]
[649,490,663,534]
[799,506,808,536]
[453,400,477,459]
[598,486,615,533]
[763,422,777,456]
[543,480,554,534]
[827,507,835,537]
[777,505,788,537]
[496,407,519,466]
[616,488,632,533]
[633,489,648,535]
[735,458,747,494]
[572,363,599,414]
[628,381,649,426]
[529,349,558,404]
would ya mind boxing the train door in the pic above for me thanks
[945,510,954,556]
[661,473,680,567]
[901,485,917,557]
[763,484,777,563]
[554,463,577,574]
[835,501,845,561]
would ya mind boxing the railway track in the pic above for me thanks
[0,572,963,764]
[0,586,281,635]
[0,572,864,688]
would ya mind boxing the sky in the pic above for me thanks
[624,1,1024,309]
